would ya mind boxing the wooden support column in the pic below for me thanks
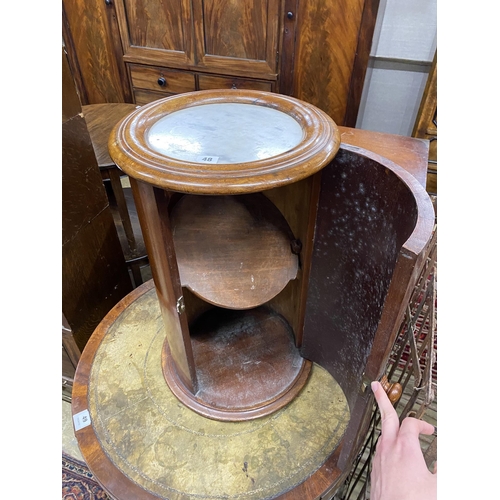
[130,178,197,393]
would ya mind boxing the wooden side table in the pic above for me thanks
[82,103,148,286]
[73,90,435,499]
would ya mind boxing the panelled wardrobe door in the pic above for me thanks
[63,0,381,124]
[114,0,195,68]
[192,0,281,80]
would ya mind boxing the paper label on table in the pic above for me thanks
[73,409,92,431]
[197,155,219,164]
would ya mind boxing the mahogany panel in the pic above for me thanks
[343,0,380,126]
[62,313,81,370]
[114,0,195,67]
[133,89,175,105]
[193,0,280,77]
[130,179,198,392]
[278,0,300,96]
[412,51,437,194]
[62,114,132,351]
[62,0,130,104]
[198,73,274,91]
[82,103,140,167]
[264,174,319,345]
[293,0,366,124]
[123,0,186,50]
[128,64,196,94]
[200,0,270,60]
[62,49,82,121]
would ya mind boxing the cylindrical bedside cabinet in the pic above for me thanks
[71,90,435,500]
[108,90,341,421]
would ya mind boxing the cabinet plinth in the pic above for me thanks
[162,307,312,421]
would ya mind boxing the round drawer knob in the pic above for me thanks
[157,77,166,87]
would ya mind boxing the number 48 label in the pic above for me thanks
[73,409,92,431]
[197,155,219,164]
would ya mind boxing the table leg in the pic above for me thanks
[108,167,136,250]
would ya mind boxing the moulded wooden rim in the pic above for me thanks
[108,89,341,194]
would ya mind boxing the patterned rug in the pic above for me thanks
[62,452,110,499]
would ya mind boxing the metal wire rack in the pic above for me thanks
[333,226,437,500]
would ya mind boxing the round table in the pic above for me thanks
[72,280,351,500]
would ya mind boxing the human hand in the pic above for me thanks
[370,380,437,500]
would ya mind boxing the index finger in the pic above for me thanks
[371,381,399,441]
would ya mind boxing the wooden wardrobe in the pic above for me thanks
[62,0,380,126]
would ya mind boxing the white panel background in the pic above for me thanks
[356,0,437,136]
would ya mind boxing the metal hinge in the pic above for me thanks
[176,296,185,315]
[360,373,372,394]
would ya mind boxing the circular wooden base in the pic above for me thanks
[72,281,350,500]
[171,194,298,310]
[162,307,312,421]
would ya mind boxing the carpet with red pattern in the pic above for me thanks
[62,453,109,499]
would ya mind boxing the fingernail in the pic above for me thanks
[371,381,378,392]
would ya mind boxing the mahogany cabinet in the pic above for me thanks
[62,0,380,125]
[71,90,435,499]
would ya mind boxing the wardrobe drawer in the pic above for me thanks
[198,74,273,92]
[129,64,196,94]
[133,89,176,106]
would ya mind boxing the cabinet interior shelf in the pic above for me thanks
[171,193,299,310]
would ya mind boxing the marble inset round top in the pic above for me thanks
[147,103,304,164]
[109,90,341,194]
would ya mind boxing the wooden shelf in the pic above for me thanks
[171,193,299,309]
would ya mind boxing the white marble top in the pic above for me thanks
[146,103,304,164]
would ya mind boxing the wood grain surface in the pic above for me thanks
[109,89,340,194]
[82,103,139,167]
[63,0,130,104]
[171,193,298,310]
[162,306,312,420]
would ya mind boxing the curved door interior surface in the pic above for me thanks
[301,145,435,467]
